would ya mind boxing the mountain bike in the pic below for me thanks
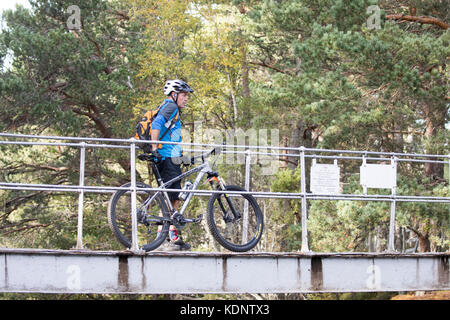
[107,148,264,252]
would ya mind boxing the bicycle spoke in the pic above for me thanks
[207,186,263,252]
[108,182,170,251]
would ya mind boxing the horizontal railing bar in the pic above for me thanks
[0,133,134,144]
[303,196,450,203]
[1,183,448,202]
[1,187,447,202]
[303,147,448,159]
[305,154,448,164]
[1,140,446,164]
[1,132,448,159]
[0,140,130,149]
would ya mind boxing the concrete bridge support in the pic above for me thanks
[0,248,448,294]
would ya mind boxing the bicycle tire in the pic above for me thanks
[206,185,264,252]
[107,182,170,251]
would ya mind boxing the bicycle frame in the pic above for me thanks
[140,159,221,218]
[109,148,259,252]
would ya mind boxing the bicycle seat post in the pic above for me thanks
[149,161,164,187]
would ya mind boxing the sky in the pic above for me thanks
[0,0,31,13]
[0,0,32,70]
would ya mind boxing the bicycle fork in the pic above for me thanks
[207,173,241,222]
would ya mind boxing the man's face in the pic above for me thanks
[175,92,190,108]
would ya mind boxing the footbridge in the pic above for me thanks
[0,133,449,294]
[1,248,448,294]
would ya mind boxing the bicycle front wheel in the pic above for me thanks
[107,182,170,251]
[207,185,264,252]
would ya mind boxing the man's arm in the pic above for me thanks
[150,128,160,151]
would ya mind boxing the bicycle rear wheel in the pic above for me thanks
[207,185,264,252]
[107,182,170,251]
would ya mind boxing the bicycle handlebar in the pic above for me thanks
[138,147,222,165]
[191,147,222,164]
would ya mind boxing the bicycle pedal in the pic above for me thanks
[172,212,187,228]
[193,214,203,223]
[182,214,203,224]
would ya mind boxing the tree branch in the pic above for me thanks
[386,14,449,30]
[27,164,69,172]
[113,9,130,21]
[277,157,298,167]
[405,225,424,239]
[0,218,37,230]
[1,223,51,235]
[71,106,112,138]
[249,61,294,76]
[2,191,44,218]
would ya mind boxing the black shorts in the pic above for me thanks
[155,158,182,201]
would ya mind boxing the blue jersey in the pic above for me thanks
[151,99,182,159]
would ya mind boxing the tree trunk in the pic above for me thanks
[280,135,288,169]
[287,118,314,191]
[418,234,431,253]
[424,104,444,179]
[241,46,250,99]
[288,119,313,168]
[407,223,431,253]
[241,43,251,128]
[393,122,404,153]
[375,225,383,252]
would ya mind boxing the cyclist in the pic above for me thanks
[150,79,193,251]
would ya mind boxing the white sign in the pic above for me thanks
[310,162,340,194]
[360,164,396,189]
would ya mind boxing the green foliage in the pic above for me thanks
[0,0,145,248]
[0,0,448,260]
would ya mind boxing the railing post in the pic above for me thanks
[299,146,310,252]
[129,138,139,252]
[75,142,86,249]
[362,154,367,195]
[448,154,450,190]
[243,149,251,244]
[387,156,398,252]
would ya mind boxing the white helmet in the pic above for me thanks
[164,79,194,96]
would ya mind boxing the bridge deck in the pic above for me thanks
[1,248,448,294]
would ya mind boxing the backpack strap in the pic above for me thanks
[157,104,180,148]
[159,108,179,138]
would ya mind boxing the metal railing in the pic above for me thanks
[0,133,449,253]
